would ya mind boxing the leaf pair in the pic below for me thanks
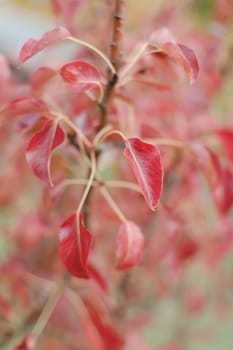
[18,27,102,95]
[59,214,144,277]
[59,137,163,277]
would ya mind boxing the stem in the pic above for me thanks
[55,111,92,149]
[32,281,64,340]
[95,129,127,146]
[100,186,127,223]
[119,42,148,81]
[97,0,125,129]
[146,137,185,149]
[110,0,125,71]
[105,180,141,193]
[53,178,141,196]
[76,151,97,217]
[68,37,116,75]
[93,124,113,147]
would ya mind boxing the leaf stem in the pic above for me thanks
[53,178,141,194]
[68,37,116,75]
[100,186,127,223]
[32,281,64,340]
[146,137,185,149]
[95,128,127,146]
[76,151,97,217]
[51,110,92,150]
[119,42,148,81]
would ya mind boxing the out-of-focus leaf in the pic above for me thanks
[18,27,71,65]
[116,221,144,270]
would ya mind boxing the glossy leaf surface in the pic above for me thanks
[26,119,65,186]
[116,221,144,270]
[60,61,101,93]
[18,27,70,64]
[124,137,163,210]
[59,213,92,278]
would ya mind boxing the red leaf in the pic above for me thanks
[26,119,65,185]
[124,137,163,210]
[177,235,199,262]
[59,213,92,278]
[60,61,101,93]
[18,27,70,65]
[15,334,36,350]
[190,143,233,214]
[83,297,124,350]
[161,43,199,83]
[0,97,48,121]
[116,221,144,270]
[215,128,233,162]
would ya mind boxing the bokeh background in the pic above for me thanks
[0,1,233,349]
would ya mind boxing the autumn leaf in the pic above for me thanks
[124,137,163,210]
[161,42,199,84]
[18,27,71,65]
[116,221,144,270]
[26,119,65,186]
[60,61,101,93]
[59,213,92,278]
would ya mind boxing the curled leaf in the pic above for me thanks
[116,221,144,270]
[26,119,65,186]
[60,61,101,93]
[59,213,92,278]
[18,27,71,65]
[161,42,199,84]
[124,137,163,210]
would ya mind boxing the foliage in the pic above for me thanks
[0,1,233,349]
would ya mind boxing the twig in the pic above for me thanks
[98,0,125,129]
[110,0,125,71]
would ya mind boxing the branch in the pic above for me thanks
[110,0,125,72]
[98,0,125,129]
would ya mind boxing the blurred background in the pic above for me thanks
[0,1,233,349]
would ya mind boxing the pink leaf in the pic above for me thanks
[59,213,92,278]
[161,43,199,83]
[60,61,101,93]
[0,97,48,121]
[124,137,163,210]
[26,119,65,186]
[18,27,71,65]
[116,221,145,270]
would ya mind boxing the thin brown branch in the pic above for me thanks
[98,0,125,129]
[110,0,125,71]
